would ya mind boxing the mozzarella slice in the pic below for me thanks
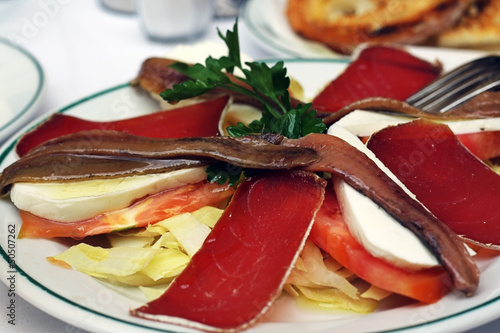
[335,109,500,137]
[11,167,207,222]
[327,124,439,270]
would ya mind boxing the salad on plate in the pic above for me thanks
[1,22,500,333]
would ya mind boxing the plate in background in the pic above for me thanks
[0,38,44,144]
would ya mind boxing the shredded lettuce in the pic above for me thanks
[285,240,389,313]
[139,285,169,301]
[53,244,158,278]
[49,205,387,313]
[141,248,190,281]
[48,206,224,287]
[191,206,224,228]
[155,213,212,257]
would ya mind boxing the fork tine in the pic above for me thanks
[421,56,500,89]
[406,56,500,107]
[417,69,500,112]
[406,55,500,113]
[408,63,500,107]
[418,71,500,113]
[439,76,500,113]
[407,56,500,102]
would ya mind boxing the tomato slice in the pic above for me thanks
[18,181,234,239]
[310,184,452,303]
[456,130,500,161]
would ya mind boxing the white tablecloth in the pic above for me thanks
[0,1,499,332]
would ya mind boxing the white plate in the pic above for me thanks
[0,38,44,144]
[243,0,341,58]
[1,58,500,333]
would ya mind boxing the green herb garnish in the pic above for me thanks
[206,162,261,187]
[159,20,326,186]
[160,20,327,139]
[206,163,243,186]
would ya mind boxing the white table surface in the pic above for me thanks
[0,1,499,332]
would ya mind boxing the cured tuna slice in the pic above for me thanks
[368,119,500,248]
[16,95,230,157]
[312,45,441,112]
[132,170,326,332]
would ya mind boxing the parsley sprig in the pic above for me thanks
[160,21,326,139]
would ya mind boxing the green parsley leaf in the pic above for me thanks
[155,20,329,185]
[217,21,241,74]
[159,20,326,139]
[160,79,216,101]
[225,120,264,138]
[206,163,243,186]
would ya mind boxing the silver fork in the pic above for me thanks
[405,55,500,114]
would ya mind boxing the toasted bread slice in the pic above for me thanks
[437,0,500,49]
[286,0,471,54]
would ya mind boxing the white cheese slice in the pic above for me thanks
[335,109,500,137]
[327,124,439,270]
[11,167,206,222]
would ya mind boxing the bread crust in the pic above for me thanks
[286,0,471,54]
[437,0,500,48]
